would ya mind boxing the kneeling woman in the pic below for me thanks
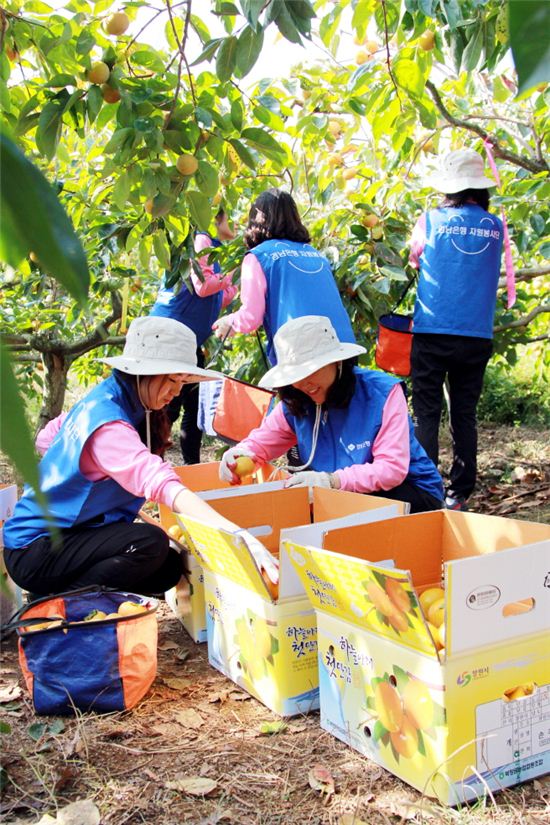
[3,316,277,599]
[220,316,444,513]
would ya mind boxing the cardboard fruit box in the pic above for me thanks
[158,461,287,643]
[1,484,22,623]
[176,486,406,716]
[283,509,550,804]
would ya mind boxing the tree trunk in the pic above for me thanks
[37,352,71,433]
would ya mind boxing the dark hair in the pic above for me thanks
[441,188,490,211]
[277,357,358,417]
[243,189,311,250]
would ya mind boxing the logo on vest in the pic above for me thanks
[346,440,371,451]
[438,214,500,255]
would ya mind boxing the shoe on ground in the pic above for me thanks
[445,496,468,511]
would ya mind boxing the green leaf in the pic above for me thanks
[241,0,265,30]
[86,84,103,125]
[187,190,212,231]
[241,126,285,159]
[372,719,387,742]
[46,73,76,88]
[0,133,89,302]
[190,38,223,67]
[509,0,550,94]
[131,49,166,75]
[259,720,287,735]
[75,27,95,55]
[229,137,256,170]
[153,230,171,269]
[112,171,130,211]
[36,97,65,160]
[230,99,243,131]
[235,25,264,77]
[461,26,484,73]
[216,35,238,82]
[47,719,65,735]
[28,722,47,741]
[392,58,425,98]
[0,721,11,734]
[195,160,219,197]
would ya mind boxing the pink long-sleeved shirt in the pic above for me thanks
[239,384,410,493]
[36,413,184,510]
[214,252,266,332]
[408,214,427,270]
[193,234,238,308]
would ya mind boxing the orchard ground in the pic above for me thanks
[1,424,549,824]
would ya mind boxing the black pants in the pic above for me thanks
[3,522,183,598]
[369,479,443,514]
[411,333,493,501]
[167,347,205,464]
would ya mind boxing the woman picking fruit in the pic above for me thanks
[3,317,278,600]
[408,148,508,512]
[212,189,356,365]
[219,316,444,513]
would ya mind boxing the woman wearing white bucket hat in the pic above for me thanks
[3,316,278,600]
[409,148,504,511]
[219,316,444,513]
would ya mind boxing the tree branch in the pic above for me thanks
[63,290,123,356]
[498,265,550,290]
[426,80,549,175]
[494,303,550,333]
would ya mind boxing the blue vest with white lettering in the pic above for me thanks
[3,373,146,550]
[283,368,443,500]
[150,234,223,347]
[413,205,503,339]
[249,239,356,364]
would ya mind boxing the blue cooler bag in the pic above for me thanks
[10,588,158,715]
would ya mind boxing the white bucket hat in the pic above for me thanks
[259,316,366,390]
[426,149,496,193]
[100,316,223,380]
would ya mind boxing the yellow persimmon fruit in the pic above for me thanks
[419,30,435,51]
[176,153,198,176]
[167,524,184,541]
[385,578,410,613]
[83,609,107,622]
[356,49,369,65]
[371,225,384,240]
[362,213,379,228]
[365,39,379,55]
[366,581,397,617]
[234,456,256,478]
[106,12,130,36]
[88,61,110,85]
[419,586,445,614]
[117,600,147,616]
[101,84,121,103]
[428,597,445,628]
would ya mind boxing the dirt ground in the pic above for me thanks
[1,424,549,825]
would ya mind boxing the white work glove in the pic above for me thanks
[285,471,334,489]
[219,446,256,485]
[237,530,279,584]
[212,315,236,340]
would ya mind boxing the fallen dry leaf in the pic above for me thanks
[0,685,22,703]
[158,639,180,651]
[338,816,368,825]
[229,691,251,701]
[56,798,101,825]
[166,775,218,796]
[308,764,335,796]
[163,677,190,691]
[175,708,204,729]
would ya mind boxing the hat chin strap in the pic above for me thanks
[272,403,322,478]
[136,376,152,451]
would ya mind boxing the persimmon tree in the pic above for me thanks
[1,0,548,445]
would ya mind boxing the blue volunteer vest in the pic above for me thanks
[283,368,443,500]
[249,239,356,364]
[413,205,503,339]
[3,373,147,550]
[150,234,223,347]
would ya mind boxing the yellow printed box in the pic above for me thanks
[284,510,550,804]
[158,461,287,643]
[177,487,405,716]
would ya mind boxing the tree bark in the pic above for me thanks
[37,352,72,433]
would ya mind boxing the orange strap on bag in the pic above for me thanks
[212,377,274,443]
